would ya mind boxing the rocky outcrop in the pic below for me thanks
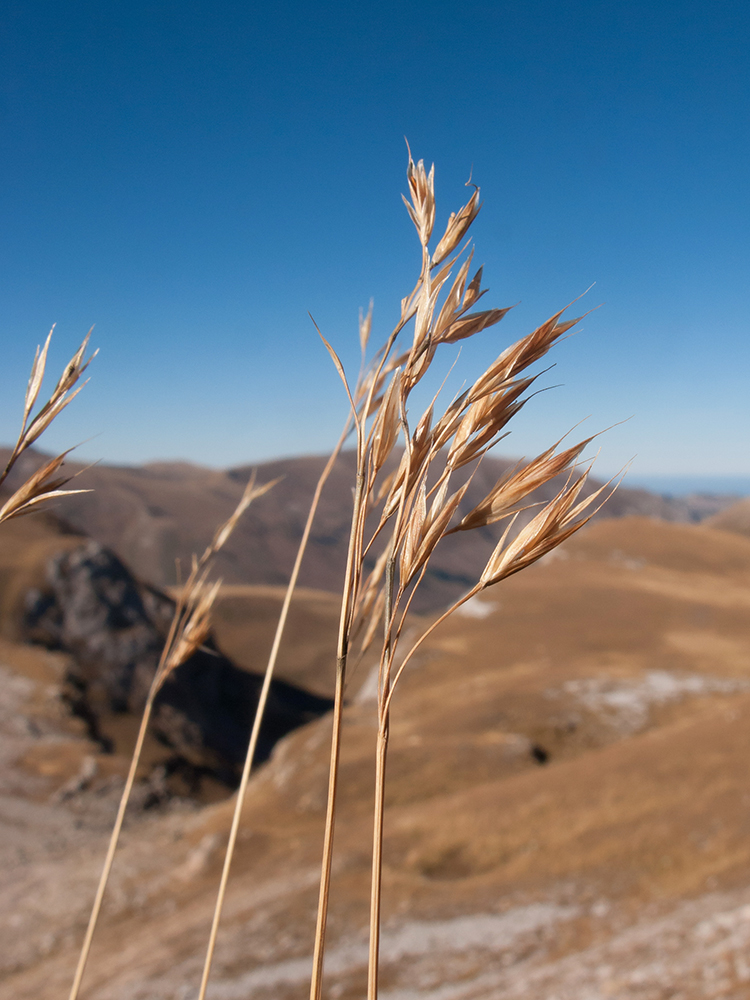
[23,541,333,785]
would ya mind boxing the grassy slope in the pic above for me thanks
[4,517,750,998]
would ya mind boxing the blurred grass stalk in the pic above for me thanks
[197,289,413,998]
[68,472,278,1000]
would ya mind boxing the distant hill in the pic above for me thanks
[0,447,739,608]
[0,446,741,612]
[707,497,750,539]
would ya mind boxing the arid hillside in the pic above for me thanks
[3,514,750,999]
[0,446,738,613]
[709,497,750,539]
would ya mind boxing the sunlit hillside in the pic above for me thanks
[2,510,750,999]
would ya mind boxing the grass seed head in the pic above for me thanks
[163,578,222,680]
[403,154,436,247]
[370,369,402,476]
[478,467,607,586]
[13,330,98,458]
[0,450,91,523]
[1,329,98,520]
[452,436,595,533]
[207,473,280,560]
[432,185,482,265]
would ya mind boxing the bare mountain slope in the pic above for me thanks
[4,517,750,999]
[0,447,736,613]
[708,496,750,539]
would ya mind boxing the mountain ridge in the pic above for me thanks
[0,446,740,613]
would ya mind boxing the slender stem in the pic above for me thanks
[308,654,347,1000]
[382,585,481,720]
[309,468,366,1000]
[68,693,156,1000]
[68,557,195,1000]
[380,540,396,700]
[308,253,423,1000]
[393,563,428,647]
[367,535,401,1000]
[365,364,425,1000]
[69,464,277,1000]
[367,723,389,1000]
[197,430,349,1000]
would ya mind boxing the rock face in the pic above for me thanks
[25,541,165,711]
[23,541,333,785]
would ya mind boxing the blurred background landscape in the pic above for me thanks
[2,0,750,997]
[3,457,750,997]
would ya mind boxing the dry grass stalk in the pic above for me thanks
[195,296,413,1000]
[306,152,613,1000]
[0,329,97,523]
[67,472,277,1000]
[197,430,355,998]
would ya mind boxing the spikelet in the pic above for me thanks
[161,576,223,682]
[472,306,585,393]
[205,472,281,562]
[479,470,609,586]
[445,377,536,471]
[398,476,470,586]
[381,405,434,521]
[0,450,90,523]
[450,436,595,532]
[369,370,402,477]
[402,154,435,248]
[0,330,98,524]
[19,331,98,453]
[432,184,482,265]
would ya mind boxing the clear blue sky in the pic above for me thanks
[1,0,748,480]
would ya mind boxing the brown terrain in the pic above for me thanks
[0,446,738,612]
[2,460,750,999]
[709,498,750,539]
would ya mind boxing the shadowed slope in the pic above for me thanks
[0,514,334,797]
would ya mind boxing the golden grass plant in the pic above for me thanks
[7,159,612,1000]
[196,302,394,999]
[304,152,613,1000]
[0,328,96,524]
